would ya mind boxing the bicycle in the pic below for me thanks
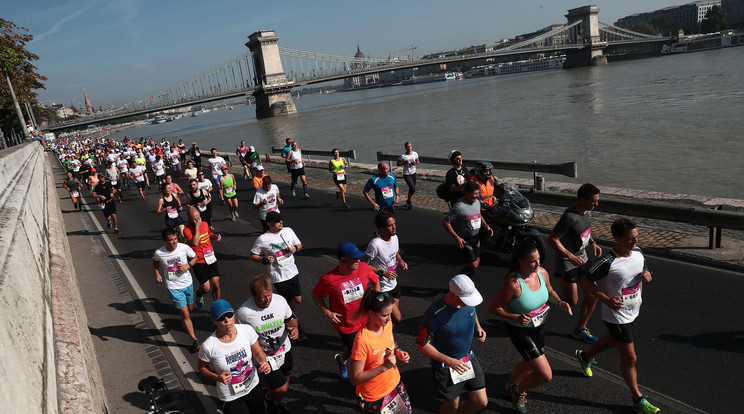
[138,376,185,414]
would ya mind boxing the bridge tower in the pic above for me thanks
[564,5,608,69]
[246,30,297,119]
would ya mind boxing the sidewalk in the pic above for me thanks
[245,157,744,270]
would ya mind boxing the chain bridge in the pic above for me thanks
[49,5,670,130]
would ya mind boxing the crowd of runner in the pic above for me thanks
[51,135,660,414]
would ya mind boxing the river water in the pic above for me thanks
[108,47,744,199]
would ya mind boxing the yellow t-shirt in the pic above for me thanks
[351,321,400,401]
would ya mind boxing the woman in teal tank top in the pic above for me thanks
[488,242,572,413]
[219,166,239,221]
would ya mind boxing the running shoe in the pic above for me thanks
[633,395,660,414]
[73,202,77,209]
[575,349,597,378]
[234,211,239,218]
[304,193,310,200]
[291,190,296,197]
[195,295,204,309]
[190,339,201,353]
[334,353,349,380]
[107,220,112,229]
[406,201,412,210]
[343,203,350,209]
[114,228,120,234]
[510,384,527,414]
[573,327,599,343]
[231,216,236,222]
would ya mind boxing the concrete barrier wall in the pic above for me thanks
[0,143,107,413]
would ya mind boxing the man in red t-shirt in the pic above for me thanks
[183,207,222,309]
[312,242,380,380]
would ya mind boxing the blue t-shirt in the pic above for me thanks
[418,296,476,369]
[363,174,398,208]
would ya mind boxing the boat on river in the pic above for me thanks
[464,57,565,78]
[400,71,461,85]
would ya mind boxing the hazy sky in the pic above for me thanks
[6,0,679,108]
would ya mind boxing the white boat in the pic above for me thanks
[464,57,565,78]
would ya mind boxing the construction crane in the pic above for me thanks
[398,45,417,59]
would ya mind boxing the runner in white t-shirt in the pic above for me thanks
[365,210,408,324]
[152,227,200,352]
[396,141,420,210]
[236,275,299,413]
[252,176,283,232]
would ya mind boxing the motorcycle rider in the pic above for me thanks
[470,161,499,211]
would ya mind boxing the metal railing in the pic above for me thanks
[521,190,744,248]
[270,147,357,165]
[376,151,577,189]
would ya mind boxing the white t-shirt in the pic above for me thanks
[399,151,419,175]
[198,325,260,402]
[116,158,129,172]
[588,248,646,324]
[197,179,213,193]
[152,243,195,290]
[132,166,145,182]
[365,235,400,292]
[253,185,280,220]
[250,227,301,283]
[153,159,166,176]
[236,295,293,355]
[288,150,303,169]
[208,156,226,177]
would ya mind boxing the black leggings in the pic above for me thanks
[507,323,545,361]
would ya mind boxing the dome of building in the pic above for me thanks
[355,45,366,59]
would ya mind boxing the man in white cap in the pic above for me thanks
[416,274,488,414]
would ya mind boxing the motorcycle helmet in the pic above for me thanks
[474,161,493,182]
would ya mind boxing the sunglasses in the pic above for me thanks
[217,312,234,322]
[375,292,390,302]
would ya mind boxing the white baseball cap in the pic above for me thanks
[449,274,483,306]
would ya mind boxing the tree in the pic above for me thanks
[629,22,660,36]
[0,19,47,136]
[700,5,730,34]
[653,16,683,36]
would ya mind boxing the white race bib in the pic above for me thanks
[468,213,482,230]
[528,304,550,327]
[71,191,80,197]
[111,180,117,186]
[167,208,179,219]
[622,282,642,310]
[340,278,364,304]
[381,185,394,199]
[135,174,144,182]
[203,247,216,265]
[166,263,187,282]
[266,347,286,371]
[335,172,345,181]
[449,354,476,385]
[380,387,408,414]
[197,202,206,212]
[230,365,253,393]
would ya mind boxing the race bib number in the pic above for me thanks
[580,228,592,250]
[167,208,179,219]
[335,172,345,181]
[267,205,278,212]
[135,174,144,182]
[71,191,80,197]
[230,364,253,393]
[203,247,216,265]
[273,247,294,267]
[381,186,394,199]
[340,278,364,304]
[380,387,408,414]
[197,202,206,212]
[456,174,465,185]
[166,263,187,282]
[224,185,234,194]
[111,180,117,186]
[195,151,200,156]
[266,347,286,371]
[622,282,642,310]
[449,354,475,385]
[528,304,550,327]
[407,163,416,175]
[468,213,482,230]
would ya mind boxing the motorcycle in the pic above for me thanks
[480,182,547,260]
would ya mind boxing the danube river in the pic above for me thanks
[109,47,743,199]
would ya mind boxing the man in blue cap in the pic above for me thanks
[312,242,380,380]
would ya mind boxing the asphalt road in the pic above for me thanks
[58,164,742,413]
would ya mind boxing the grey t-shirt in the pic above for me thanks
[552,204,593,272]
[446,199,483,239]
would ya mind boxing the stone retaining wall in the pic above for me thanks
[0,142,107,413]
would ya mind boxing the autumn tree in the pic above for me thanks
[0,19,47,136]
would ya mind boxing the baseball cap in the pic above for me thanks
[266,211,282,223]
[249,146,255,151]
[449,274,483,306]
[210,299,234,320]
[221,165,228,170]
[285,138,292,144]
[90,167,96,172]
[192,142,197,145]
[337,242,365,259]
[256,165,264,171]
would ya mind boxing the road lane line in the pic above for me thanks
[81,201,219,413]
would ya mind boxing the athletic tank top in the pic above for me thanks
[221,175,236,197]
[66,178,80,192]
[190,190,211,212]
[330,158,345,173]
[506,270,549,327]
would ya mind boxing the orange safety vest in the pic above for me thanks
[474,176,496,207]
